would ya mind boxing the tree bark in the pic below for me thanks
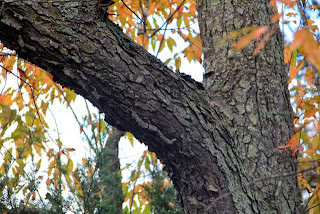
[0,1,301,213]
[198,0,301,213]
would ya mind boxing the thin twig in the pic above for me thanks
[30,87,58,146]
[304,203,320,213]
[120,0,143,23]
[149,0,186,38]
[297,0,308,27]
[53,82,92,145]
[156,18,169,57]
[0,64,37,91]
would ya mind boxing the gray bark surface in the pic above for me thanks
[0,0,301,213]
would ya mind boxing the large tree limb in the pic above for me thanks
[0,1,237,213]
[0,1,301,213]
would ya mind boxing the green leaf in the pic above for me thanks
[300,131,309,144]
[164,58,171,65]
[126,132,134,146]
[123,206,129,214]
[151,36,156,52]
[290,49,297,67]
[67,159,73,173]
[167,37,176,52]
[177,16,182,28]
[145,156,150,171]
[132,206,142,214]
[56,139,63,147]
[25,113,34,126]
[65,90,77,104]
[65,174,71,184]
[142,204,151,214]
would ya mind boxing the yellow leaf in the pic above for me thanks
[65,90,77,104]
[150,152,157,164]
[126,132,134,146]
[177,16,182,28]
[4,148,12,163]
[33,144,42,156]
[67,159,73,173]
[36,160,41,169]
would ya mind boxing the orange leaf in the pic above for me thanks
[32,192,36,200]
[271,13,280,23]
[269,0,277,8]
[284,46,292,64]
[279,0,296,7]
[307,19,319,32]
[304,109,317,118]
[278,133,303,156]
[253,26,269,39]
[82,158,86,166]
[3,56,16,70]
[278,145,291,150]
[46,178,51,186]
[233,33,254,51]
[253,26,277,56]
[175,57,181,70]
[292,29,306,49]
[288,61,304,82]
[294,29,320,71]
[304,68,314,86]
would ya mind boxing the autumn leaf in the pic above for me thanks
[233,27,268,51]
[46,178,51,186]
[278,133,303,156]
[307,19,319,32]
[82,158,86,166]
[288,61,304,83]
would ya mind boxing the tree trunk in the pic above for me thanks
[0,1,301,213]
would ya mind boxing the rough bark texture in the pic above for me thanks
[198,0,301,213]
[0,0,301,213]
